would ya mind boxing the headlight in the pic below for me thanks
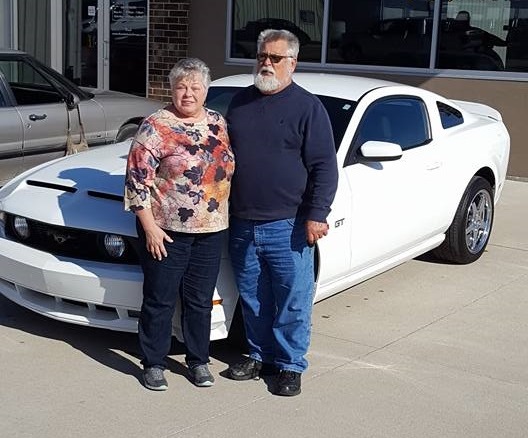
[103,234,126,258]
[13,216,30,239]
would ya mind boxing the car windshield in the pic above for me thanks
[206,86,356,151]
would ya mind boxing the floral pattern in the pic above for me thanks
[124,108,234,233]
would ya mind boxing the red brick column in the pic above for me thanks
[148,0,190,101]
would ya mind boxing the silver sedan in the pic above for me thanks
[0,49,164,185]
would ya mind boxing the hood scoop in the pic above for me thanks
[87,191,124,202]
[26,180,77,193]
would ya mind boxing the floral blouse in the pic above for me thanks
[124,108,234,233]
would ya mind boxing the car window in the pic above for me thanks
[354,97,431,151]
[0,59,64,105]
[437,101,464,129]
[206,86,356,151]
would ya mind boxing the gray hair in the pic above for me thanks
[257,29,300,58]
[168,58,211,89]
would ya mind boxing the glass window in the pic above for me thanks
[437,0,528,73]
[354,98,430,151]
[437,101,464,129]
[206,86,355,149]
[327,0,433,67]
[0,59,63,105]
[228,0,528,75]
[230,0,324,62]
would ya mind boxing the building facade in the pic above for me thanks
[1,0,527,178]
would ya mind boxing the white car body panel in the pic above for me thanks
[0,73,510,340]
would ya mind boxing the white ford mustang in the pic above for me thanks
[0,73,510,342]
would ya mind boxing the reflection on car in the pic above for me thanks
[232,18,320,61]
[0,73,510,344]
[0,49,164,185]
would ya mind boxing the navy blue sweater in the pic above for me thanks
[226,82,338,222]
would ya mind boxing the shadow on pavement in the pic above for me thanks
[0,295,246,384]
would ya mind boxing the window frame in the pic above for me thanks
[345,95,432,166]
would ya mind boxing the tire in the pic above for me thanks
[433,176,494,264]
[115,123,139,142]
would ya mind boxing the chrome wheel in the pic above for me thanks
[465,188,493,254]
[432,176,494,264]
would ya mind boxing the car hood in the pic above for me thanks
[0,142,135,236]
[81,87,165,116]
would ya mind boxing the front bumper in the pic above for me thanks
[0,237,235,340]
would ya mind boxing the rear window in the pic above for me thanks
[437,101,464,129]
[206,86,356,150]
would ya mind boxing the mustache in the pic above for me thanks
[258,66,275,75]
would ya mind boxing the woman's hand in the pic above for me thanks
[144,225,174,260]
[136,209,174,260]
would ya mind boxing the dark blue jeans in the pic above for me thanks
[229,216,315,373]
[136,220,225,369]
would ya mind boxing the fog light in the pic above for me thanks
[13,216,30,239]
[104,234,125,258]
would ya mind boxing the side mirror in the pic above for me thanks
[65,92,80,110]
[359,140,403,162]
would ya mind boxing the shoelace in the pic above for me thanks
[193,365,211,378]
[280,371,297,383]
[150,368,164,379]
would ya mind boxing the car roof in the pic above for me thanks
[211,73,401,101]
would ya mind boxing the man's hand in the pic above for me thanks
[305,220,329,246]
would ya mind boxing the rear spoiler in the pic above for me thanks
[451,99,502,122]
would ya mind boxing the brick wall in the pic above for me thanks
[148,0,190,102]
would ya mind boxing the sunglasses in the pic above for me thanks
[256,53,295,64]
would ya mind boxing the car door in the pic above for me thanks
[343,90,445,272]
[0,73,23,184]
[1,57,68,168]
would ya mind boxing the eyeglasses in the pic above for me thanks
[256,53,295,64]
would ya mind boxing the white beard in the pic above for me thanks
[254,67,282,93]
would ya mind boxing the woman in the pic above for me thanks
[124,58,234,391]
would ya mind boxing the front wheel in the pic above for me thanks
[433,176,494,264]
[115,123,139,143]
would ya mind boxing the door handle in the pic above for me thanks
[29,114,47,121]
[426,161,442,170]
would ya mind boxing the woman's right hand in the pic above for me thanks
[136,209,174,260]
[144,225,174,260]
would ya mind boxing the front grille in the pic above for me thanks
[5,214,139,265]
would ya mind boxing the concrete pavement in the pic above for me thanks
[0,179,527,438]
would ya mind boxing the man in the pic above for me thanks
[226,29,338,396]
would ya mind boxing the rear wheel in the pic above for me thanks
[433,176,494,264]
[115,123,139,142]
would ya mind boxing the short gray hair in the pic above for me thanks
[257,29,300,58]
[168,58,211,89]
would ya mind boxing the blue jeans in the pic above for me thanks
[136,220,225,369]
[229,216,315,373]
